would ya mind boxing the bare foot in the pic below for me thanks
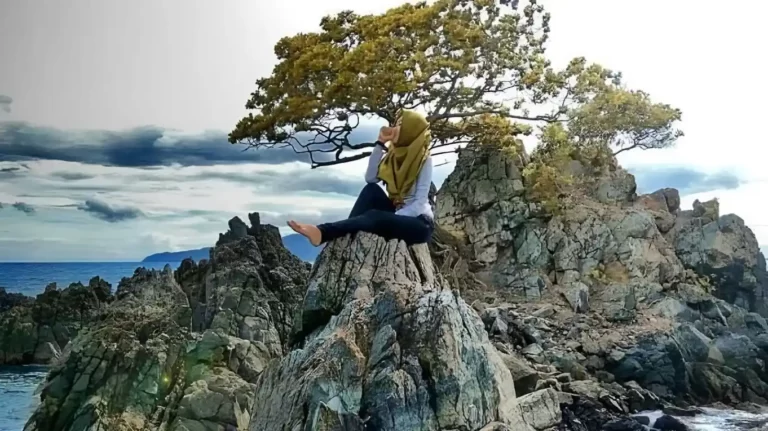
[287,220,322,246]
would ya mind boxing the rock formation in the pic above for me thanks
[435,142,768,415]
[0,278,112,365]
[250,233,536,430]
[23,213,309,431]
[6,141,768,430]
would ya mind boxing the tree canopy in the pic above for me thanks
[229,0,682,168]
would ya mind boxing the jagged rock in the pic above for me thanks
[563,282,590,313]
[0,286,32,312]
[594,167,637,205]
[516,388,562,430]
[498,351,540,396]
[634,188,680,233]
[671,206,768,317]
[0,277,113,365]
[435,143,529,267]
[24,213,309,431]
[248,233,532,431]
[558,396,645,431]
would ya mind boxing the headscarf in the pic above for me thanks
[377,109,431,205]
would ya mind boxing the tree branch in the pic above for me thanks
[428,110,556,122]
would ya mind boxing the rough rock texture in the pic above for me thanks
[23,213,309,431]
[249,233,534,431]
[15,139,768,430]
[670,207,768,316]
[435,145,683,308]
[0,278,112,365]
[436,142,768,414]
[0,286,32,312]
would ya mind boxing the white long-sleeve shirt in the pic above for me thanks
[365,145,434,220]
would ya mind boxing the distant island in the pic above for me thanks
[142,247,211,263]
[142,234,320,263]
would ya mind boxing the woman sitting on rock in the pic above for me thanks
[288,109,435,246]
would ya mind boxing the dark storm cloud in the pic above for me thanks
[0,121,381,168]
[628,166,742,196]
[0,95,11,113]
[77,199,144,223]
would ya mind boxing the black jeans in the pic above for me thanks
[318,183,434,245]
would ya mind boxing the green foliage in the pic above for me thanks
[522,123,574,214]
[521,121,616,215]
[230,0,683,168]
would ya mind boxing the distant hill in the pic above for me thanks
[141,234,321,263]
[281,233,322,262]
[141,247,211,262]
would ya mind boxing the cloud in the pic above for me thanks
[0,121,381,168]
[77,198,144,223]
[5,201,35,214]
[0,95,11,113]
[193,169,362,196]
[628,166,742,196]
[51,171,95,180]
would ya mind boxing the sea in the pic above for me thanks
[0,261,176,431]
[3,263,768,430]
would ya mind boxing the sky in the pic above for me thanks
[0,0,766,261]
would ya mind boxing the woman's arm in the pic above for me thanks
[395,156,433,217]
[364,144,385,184]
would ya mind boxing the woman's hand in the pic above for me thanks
[378,126,399,145]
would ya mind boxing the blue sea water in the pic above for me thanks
[0,261,178,296]
[0,262,177,430]
[0,366,48,431]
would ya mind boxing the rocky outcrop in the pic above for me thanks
[0,278,112,365]
[14,139,768,430]
[436,144,684,309]
[670,204,768,316]
[23,213,309,431]
[0,286,32,312]
[250,232,533,430]
[436,142,768,415]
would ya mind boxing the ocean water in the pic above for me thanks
[0,262,177,431]
[0,366,48,431]
[640,407,768,430]
[0,262,178,296]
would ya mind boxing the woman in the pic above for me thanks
[287,109,435,246]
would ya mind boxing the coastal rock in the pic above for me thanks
[0,286,31,312]
[435,145,684,299]
[249,233,532,431]
[671,205,768,316]
[24,213,309,431]
[0,278,112,365]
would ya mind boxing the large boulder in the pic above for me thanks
[24,213,310,431]
[249,233,535,431]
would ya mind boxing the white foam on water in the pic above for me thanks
[637,407,768,431]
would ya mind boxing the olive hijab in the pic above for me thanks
[377,109,431,206]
